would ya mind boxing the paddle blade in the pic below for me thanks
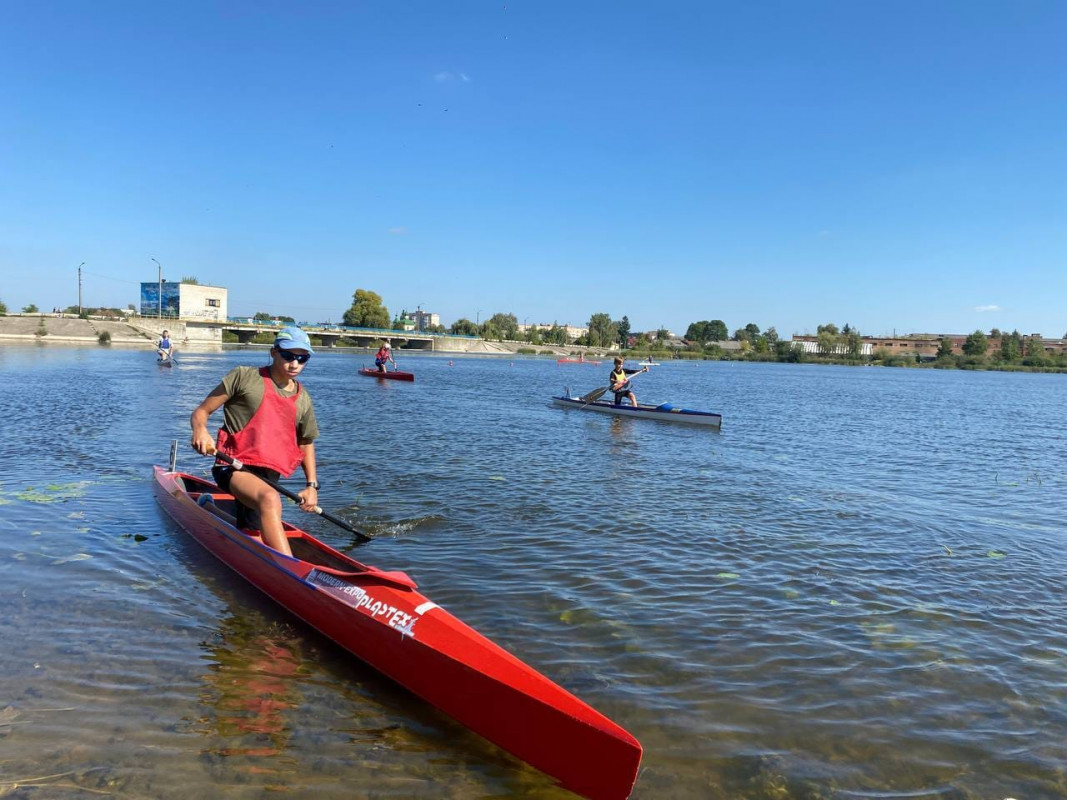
[580,386,608,403]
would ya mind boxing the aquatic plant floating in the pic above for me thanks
[16,482,89,503]
[50,553,92,565]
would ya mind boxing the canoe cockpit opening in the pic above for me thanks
[176,474,219,494]
[188,490,363,572]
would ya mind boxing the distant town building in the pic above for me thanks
[519,322,590,340]
[414,309,440,330]
[791,332,1064,358]
[139,281,227,321]
[394,309,441,331]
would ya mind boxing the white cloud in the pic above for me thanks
[433,71,471,83]
[974,304,1001,312]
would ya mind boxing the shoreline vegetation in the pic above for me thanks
[2,303,1064,374]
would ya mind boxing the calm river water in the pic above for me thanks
[1,344,1064,799]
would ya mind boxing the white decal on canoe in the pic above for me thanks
[307,569,423,638]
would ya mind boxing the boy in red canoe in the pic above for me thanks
[189,326,320,556]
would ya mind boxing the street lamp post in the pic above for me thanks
[77,262,85,315]
[151,258,162,319]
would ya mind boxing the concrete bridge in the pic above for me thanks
[213,321,442,349]
[163,318,494,351]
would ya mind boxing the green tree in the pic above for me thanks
[180,276,200,284]
[936,338,954,359]
[342,289,390,328]
[1024,336,1045,358]
[482,312,519,340]
[687,319,729,342]
[544,323,570,345]
[655,328,670,343]
[586,312,617,348]
[22,304,39,313]
[996,331,1019,361]
[962,330,988,357]
[744,322,761,340]
[816,327,841,355]
[253,311,272,321]
[615,315,631,348]
[844,329,863,360]
[449,318,479,336]
[0,299,6,315]
[764,327,779,346]
[685,321,709,342]
[732,327,750,342]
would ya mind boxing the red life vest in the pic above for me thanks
[216,367,305,476]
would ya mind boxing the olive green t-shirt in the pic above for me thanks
[217,366,319,442]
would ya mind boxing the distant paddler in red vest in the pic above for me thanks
[189,326,320,556]
[374,341,396,373]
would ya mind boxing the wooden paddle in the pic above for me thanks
[208,450,372,543]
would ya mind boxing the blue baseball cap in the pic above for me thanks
[274,326,314,355]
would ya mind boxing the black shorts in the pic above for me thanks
[211,464,280,531]
[211,464,280,493]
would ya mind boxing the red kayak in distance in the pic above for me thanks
[152,466,642,799]
[358,367,415,381]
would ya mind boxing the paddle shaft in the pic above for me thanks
[209,450,371,542]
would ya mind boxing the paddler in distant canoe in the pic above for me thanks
[608,357,648,407]
[189,326,321,557]
[157,330,173,362]
[374,341,396,373]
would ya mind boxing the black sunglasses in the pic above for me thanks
[276,349,310,364]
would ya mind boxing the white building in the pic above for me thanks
[139,281,227,322]
[518,322,589,340]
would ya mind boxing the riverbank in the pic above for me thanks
[0,316,615,357]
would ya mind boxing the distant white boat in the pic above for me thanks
[552,395,722,428]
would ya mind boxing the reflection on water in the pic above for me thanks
[197,615,305,760]
[1,345,1066,798]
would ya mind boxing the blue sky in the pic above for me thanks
[2,1,1065,337]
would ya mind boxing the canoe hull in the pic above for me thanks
[152,467,640,799]
[552,395,722,428]
[358,368,414,381]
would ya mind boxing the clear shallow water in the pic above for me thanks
[1,344,1065,799]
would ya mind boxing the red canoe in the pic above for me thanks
[557,358,601,366]
[358,367,415,381]
[153,466,642,799]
